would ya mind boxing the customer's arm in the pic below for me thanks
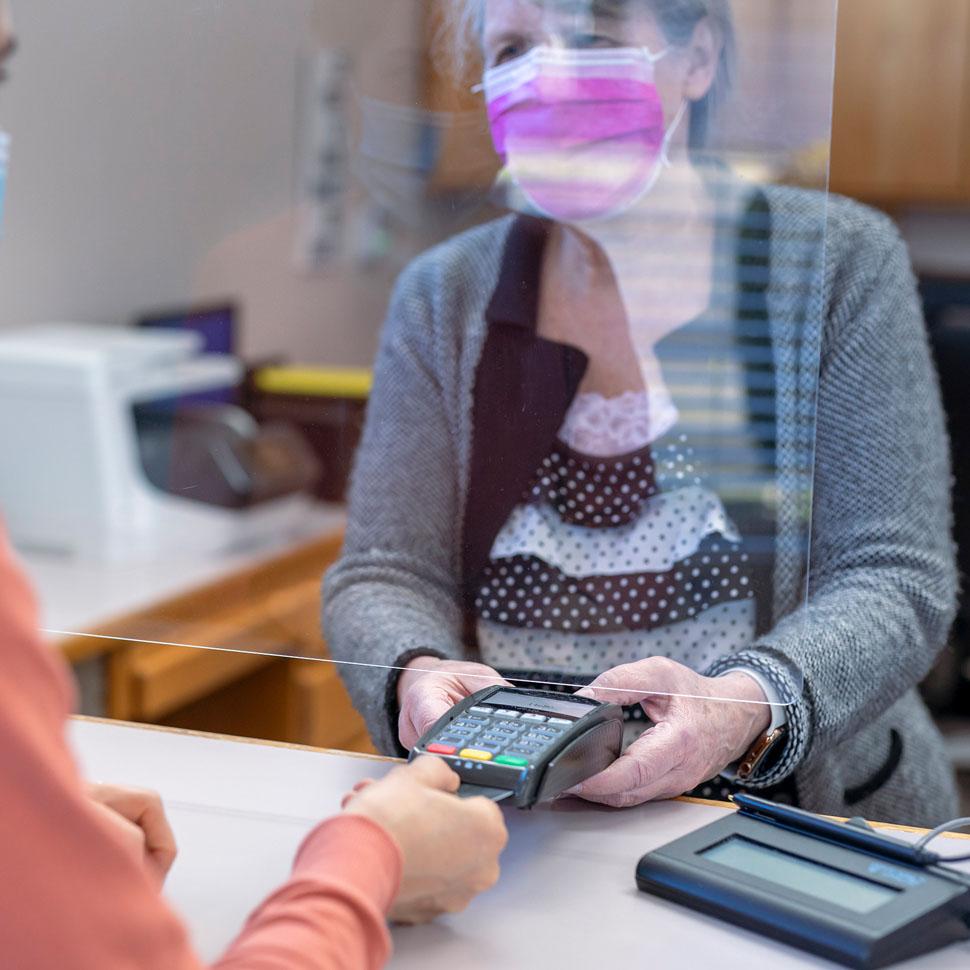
[706,207,958,785]
[0,532,400,970]
[323,260,471,755]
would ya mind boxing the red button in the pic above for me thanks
[427,743,457,755]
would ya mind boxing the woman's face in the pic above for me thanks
[481,1,717,131]
[482,0,669,67]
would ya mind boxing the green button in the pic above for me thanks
[495,755,529,767]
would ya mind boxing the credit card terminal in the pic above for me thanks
[409,685,624,808]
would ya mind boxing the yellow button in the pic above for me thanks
[459,748,494,761]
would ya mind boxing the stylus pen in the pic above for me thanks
[731,793,940,868]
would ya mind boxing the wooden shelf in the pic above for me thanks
[56,531,376,755]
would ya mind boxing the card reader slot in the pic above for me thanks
[457,784,515,802]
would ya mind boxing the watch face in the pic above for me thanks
[738,726,789,781]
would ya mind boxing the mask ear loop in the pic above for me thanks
[599,97,688,220]
[0,129,10,240]
[644,45,673,64]
[658,99,689,170]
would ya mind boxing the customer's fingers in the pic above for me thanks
[404,754,461,792]
[463,796,508,850]
[88,798,146,858]
[87,785,178,880]
[340,778,375,809]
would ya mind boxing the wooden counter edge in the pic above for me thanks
[70,714,392,764]
[71,716,970,841]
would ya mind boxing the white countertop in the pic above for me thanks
[70,718,970,969]
[17,503,344,635]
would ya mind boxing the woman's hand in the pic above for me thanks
[572,658,772,808]
[343,756,508,924]
[396,656,509,750]
[86,783,178,886]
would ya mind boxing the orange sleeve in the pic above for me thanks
[215,816,402,970]
[0,528,401,970]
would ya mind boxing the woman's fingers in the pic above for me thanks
[571,753,648,800]
[455,670,511,693]
[576,657,684,707]
[405,683,458,743]
[398,663,509,750]
[573,722,686,803]
[398,706,420,751]
[398,676,456,749]
[578,777,687,809]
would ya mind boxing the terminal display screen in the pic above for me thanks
[702,837,900,915]
[484,690,596,719]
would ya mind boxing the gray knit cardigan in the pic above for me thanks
[323,185,959,827]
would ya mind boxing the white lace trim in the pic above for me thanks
[559,388,678,457]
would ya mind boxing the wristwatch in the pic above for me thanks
[718,666,789,783]
[735,724,789,781]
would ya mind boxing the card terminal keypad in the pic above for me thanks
[424,703,577,763]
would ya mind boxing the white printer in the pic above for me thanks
[0,324,319,561]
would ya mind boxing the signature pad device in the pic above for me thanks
[636,794,970,969]
[409,685,623,808]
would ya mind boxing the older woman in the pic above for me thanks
[325,0,958,825]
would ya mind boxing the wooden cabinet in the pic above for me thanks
[831,0,970,206]
[60,532,376,755]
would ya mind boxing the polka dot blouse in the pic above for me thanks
[474,390,758,680]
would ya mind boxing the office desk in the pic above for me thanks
[70,717,970,969]
[22,504,345,638]
[21,506,375,754]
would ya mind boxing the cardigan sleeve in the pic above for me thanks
[707,206,958,785]
[323,262,469,756]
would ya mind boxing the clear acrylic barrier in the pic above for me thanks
[0,1,838,781]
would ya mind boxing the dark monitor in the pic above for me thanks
[136,302,236,356]
[135,302,238,406]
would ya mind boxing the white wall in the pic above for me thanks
[0,0,424,365]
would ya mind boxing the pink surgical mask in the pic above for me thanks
[483,45,681,222]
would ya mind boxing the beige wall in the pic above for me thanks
[0,1,842,365]
[0,0,427,366]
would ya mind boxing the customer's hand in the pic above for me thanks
[86,783,178,886]
[572,659,772,808]
[342,756,508,924]
[396,656,509,750]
